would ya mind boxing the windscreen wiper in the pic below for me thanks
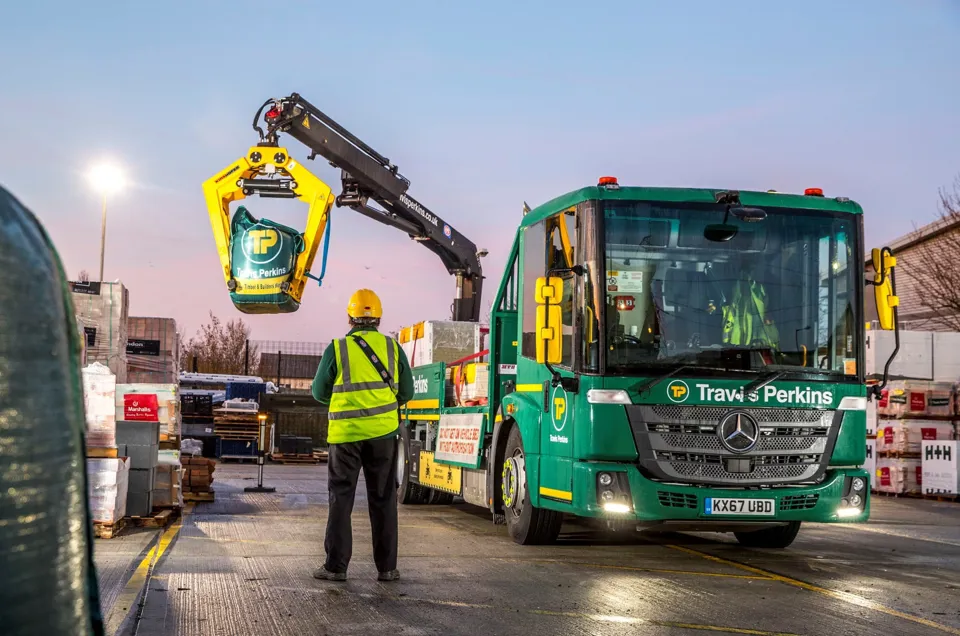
[741,370,788,397]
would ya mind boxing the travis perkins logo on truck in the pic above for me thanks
[667,379,834,407]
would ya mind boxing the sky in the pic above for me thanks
[1,1,958,344]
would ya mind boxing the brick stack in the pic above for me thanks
[182,455,216,498]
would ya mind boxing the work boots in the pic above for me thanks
[377,569,400,582]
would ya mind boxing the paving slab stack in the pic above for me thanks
[865,330,960,498]
[115,420,160,516]
[70,280,129,383]
[126,317,181,384]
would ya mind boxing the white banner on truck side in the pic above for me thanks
[435,413,484,464]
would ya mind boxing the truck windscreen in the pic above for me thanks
[600,200,860,378]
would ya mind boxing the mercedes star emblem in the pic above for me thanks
[717,411,760,453]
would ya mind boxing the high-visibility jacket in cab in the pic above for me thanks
[722,279,779,348]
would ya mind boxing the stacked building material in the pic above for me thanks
[116,420,160,516]
[153,450,183,509]
[115,383,181,440]
[126,317,180,384]
[214,400,262,459]
[399,320,481,367]
[182,455,216,496]
[82,362,117,448]
[448,362,489,406]
[70,280,129,382]
[86,457,130,523]
[226,381,267,401]
[874,380,957,495]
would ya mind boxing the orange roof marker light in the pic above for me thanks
[598,176,619,189]
[804,187,824,197]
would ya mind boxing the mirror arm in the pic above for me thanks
[872,266,900,400]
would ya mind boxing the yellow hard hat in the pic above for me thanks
[347,288,382,319]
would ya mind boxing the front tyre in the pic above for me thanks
[734,521,801,548]
[501,426,562,545]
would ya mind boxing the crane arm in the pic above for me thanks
[256,93,485,322]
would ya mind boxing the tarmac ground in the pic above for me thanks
[94,462,960,636]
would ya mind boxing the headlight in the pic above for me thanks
[852,478,865,492]
[601,490,615,502]
[850,494,862,507]
[599,472,613,487]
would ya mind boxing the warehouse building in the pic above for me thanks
[865,213,960,330]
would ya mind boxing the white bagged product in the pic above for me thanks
[82,362,117,448]
[86,457,130,523]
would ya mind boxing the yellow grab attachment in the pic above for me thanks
[201,146,336,313]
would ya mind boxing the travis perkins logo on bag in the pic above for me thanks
[666,379,834,407]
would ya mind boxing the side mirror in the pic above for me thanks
[867,246,900,401]
[871,247,899,331]
[535,276,563,364]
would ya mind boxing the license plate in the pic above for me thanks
[704,498,775,516]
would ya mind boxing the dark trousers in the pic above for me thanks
[324,433,399,574]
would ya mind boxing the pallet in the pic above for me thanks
[128,509,177,529]
[219,455,258,463]
[86,447,118,459]
[184,491,215,503]
[93,517,127,539]
[271,452,320,465]
[877,451,922,459]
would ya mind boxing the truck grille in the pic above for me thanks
[658,491,698,509]
[628,405,841,486]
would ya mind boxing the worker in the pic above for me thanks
[310,288,414,582]
[720,271,780,348]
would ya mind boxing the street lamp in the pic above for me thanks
[86,163,127,283]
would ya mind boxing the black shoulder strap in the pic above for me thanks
[350,335,396,393]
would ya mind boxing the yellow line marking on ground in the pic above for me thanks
[104,505,191,636]
[667,543,960,636]
[287,587,799,635]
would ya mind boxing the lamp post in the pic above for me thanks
[245,413,276,493]
[86,163,126,282]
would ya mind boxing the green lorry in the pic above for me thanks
[225,96,898,548]
[397,179,900,547]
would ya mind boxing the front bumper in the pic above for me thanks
[569,463,870,524]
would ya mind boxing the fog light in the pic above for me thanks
[852,478,865,492]
[599,472,613,487]
[601,490,615,502]
[603,502,631,514]
[850,494,863,507]
[837,507,860,518]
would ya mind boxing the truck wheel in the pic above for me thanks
[501,426,562,545]
[397,426,430,505]
[734,522,801,548]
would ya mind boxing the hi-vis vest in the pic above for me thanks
[722,279,779,348]
[328,330,401,444]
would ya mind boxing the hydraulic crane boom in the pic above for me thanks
[254,93,486,322]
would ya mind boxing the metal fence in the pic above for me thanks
[248,339,328,389]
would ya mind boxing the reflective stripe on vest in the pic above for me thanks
[328,331,400,444]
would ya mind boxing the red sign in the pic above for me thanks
[878,389,889,409]
[880,467,891,487]
[921,427,938,441]
[614,295,635,311]
[910,392,926,412]
[883,427,893,445]
[124,394,159,421]
[916,466,923,486]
